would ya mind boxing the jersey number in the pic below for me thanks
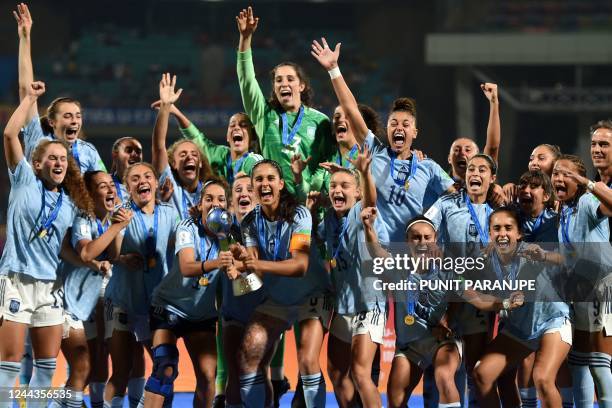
[389,186,406,206]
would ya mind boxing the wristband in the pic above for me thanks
[587,180,596,192]
[328,66,341,79]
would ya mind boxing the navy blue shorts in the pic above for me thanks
[149,306,216,338]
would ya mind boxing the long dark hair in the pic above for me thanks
[251,159,299,224]
[268,62,313,110]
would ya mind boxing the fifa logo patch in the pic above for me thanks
[9,299,20,314]
[468,224,478,237]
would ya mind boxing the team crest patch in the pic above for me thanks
[307,126,316,138]
[468,224,478,237]
[9,299,20,314]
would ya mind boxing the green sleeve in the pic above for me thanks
[240,153,263,176]
[237,49,268,143]
[180,122,230,173]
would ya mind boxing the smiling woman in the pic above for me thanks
[14,4,106,174]
[236,7,334,197]
[151,73,217,220]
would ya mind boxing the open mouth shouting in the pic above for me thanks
[457,158,467,170]
[279,88,292,103]
[137,184,152,201]
[414,244,429,257]
[65,126,79,141]
[182,159,198,178]
[332,193,347,210]
[554,183,568,200]
[238,195,252,211]
[259,186,274,202]
[391,131,406,150]
[495,236,511,250]
[232,131,244,144]
[467,177,483,191]
[335,123,348,139]
[104,192,116,210]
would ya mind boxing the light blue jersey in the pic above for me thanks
[106,202,179,315]
[365,131,454,243]
[159,165,202,220]
[522,208,558,244]
[425,190,492,259]
[152,218,220,321]
[64,215,109,320]
[491,257,569,341]
[23,115,106,173]
[111,173,129,203]
[558,193,612,265]
[318,202,389,314]
[0,158,76,280]
[241,204,314,306]
[394,267,450,348]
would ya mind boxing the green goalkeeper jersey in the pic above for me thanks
[237,48,334,195]
[180,122,263,182]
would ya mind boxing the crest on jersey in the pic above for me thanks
[9,299,20,314]
[468,224,478,237]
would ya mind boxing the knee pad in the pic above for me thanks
[144,344,179,398]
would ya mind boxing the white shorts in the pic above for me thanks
[456,303,490,336]
[395,335,463,369]
[502,319,573,351]
[107,304,150,343]
[573,301,611,333]
[62,312,84,339]
[329,307,386,345]
[83,298,112,341]
[255,294,333,330]
[0,273,64,327]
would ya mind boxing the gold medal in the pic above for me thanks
[404,180,410,191]
[199,276,209,286]
[148,257,156,269]
[404,315,415,325]
[38,228,48,239]
[330,258,337,269]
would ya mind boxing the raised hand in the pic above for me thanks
[27,81,45,98]
[151,99,180,115]
[502,182,518,204]
[158,73,183,105]
[159,177,174,202]
[311,37,341,70]
[488,184,507,208]
[290,154,311,179]
[305,191,321,212]
[236,6,259,38]
[319,161,344,174]
[13,3,32,39]
[360,206,378,229]
[348,143,372,175]
[481,82,498,104]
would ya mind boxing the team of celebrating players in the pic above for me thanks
[0,3,611,408]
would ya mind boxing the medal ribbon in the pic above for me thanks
[131,202,159,271]
[464,192,492,246]
[227,152,250,184]
[281,105,305,148]
[36,180,64,238]
[256,208,283,261]
[336,144,359,168]
[181,181,203,219]
[389,150,418,189]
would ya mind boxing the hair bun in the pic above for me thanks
[391,97,417,117]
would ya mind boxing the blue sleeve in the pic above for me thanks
[22,115,46,160]
[428,161,454,195]
[581,193,606,223]
[9,157,36,187]
[364,129,385,154]
[424,197,444,230]
[175,223,197,254]
[91,147,107,172]
[159,165,176,188]
[72,216,93,246]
